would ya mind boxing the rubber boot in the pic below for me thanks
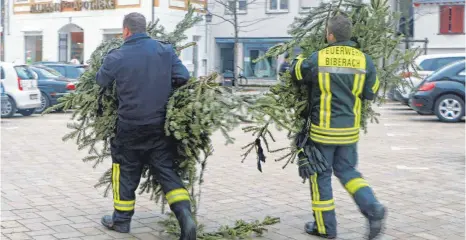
[304,222,336,239]
[366,203,386,240]
[101,215,130,233]
[173,207,196,240]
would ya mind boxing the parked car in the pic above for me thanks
[32,62,86,80]
[394,53,465,105]
[409,60,465,122]
[0,62,41,117]
[29,66,76,113]
[1,82,8,112]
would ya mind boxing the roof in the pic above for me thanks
[0,61,28,67]
[34,62,87,67]
[415,53,466,63]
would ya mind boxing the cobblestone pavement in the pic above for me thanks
[1,102,465,240]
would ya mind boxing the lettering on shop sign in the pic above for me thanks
[30,0,116,13]
[318,46,366,69]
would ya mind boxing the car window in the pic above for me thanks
[67,66,83,79]
[33,68,59,79]
[419,57,465,71]
[0,67,4,79]
[48,66,66,76]
[14,66,36,80]
[42,67,63,77]
[426,60,465,82]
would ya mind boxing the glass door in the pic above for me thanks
[58,33,68,62]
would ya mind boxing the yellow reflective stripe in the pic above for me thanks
[345,178,369,195]
[166,188,190,205]
[312,199,334,205]
[318,73,332,128]
[114,206,133,211]
[312,199,335,211]
[324,73,332,129]
[352,74,360,128]
[114,200,135,211]
[112,163,120,201]
[318,73,325,127]
[295,58,305,80]
[313,205,336,211]
[372,76,380,93]
[352,74,365,128]
[112,164,116,200]
[310,132,359,145]
[115,200,135,205]
[310,174,326,234]
[311,124,359,133]
[310,125,359,136]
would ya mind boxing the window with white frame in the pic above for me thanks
[267,0,289,13]
[299,0,313,13]
[226,0,247,14]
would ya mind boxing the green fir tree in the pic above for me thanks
[45,5,279,239]
[241,0,421,167]
[47,0,420,238]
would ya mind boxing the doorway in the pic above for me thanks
[57,23,84,64]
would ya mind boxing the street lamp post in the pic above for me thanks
[204,11,212,76]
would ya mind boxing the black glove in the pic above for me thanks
[297,148,314,182]
[303,143,329,174]
[255,139,266,172]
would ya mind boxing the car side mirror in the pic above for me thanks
[32,72,39,80]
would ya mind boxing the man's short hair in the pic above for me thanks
[123,12,146,34]
[327,13,353,42]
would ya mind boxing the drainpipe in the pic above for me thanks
[151,0,154,23]
[0,0,3,61]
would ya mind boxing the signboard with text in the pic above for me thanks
[412,0,464,4]
[30,0,116,13]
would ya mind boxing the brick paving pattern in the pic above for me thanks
[1,102,465,240]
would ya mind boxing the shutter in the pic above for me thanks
[439,5,451,34]
[451,5,465,33]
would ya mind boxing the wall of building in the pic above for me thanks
[5,0,207,76]
[206,0,399,82]
[413,4,466,54]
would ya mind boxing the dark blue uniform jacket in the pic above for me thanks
[96,33,189,126]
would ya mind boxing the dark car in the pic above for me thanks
[33,62,86,80]
[409,60,465,122]
[29,66,76,113]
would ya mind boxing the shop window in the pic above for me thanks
[70,32,84,64]
[440,5,464,34]
[226,0,247,14]
[244,49,277,79]
[267,0,289,13]
[24,35,43,64]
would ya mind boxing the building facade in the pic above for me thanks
[206,0,399,84]
[412,0,465,54]
[207,0,306,83]
[4,0,208,76]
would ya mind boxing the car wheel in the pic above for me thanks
[434,94,465,123]
[1,96,17,118]
[35,93,50,114]
[18,108,35,116]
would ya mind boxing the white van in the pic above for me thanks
[0,62,41,117]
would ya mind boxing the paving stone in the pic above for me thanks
[1,105,464,239]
